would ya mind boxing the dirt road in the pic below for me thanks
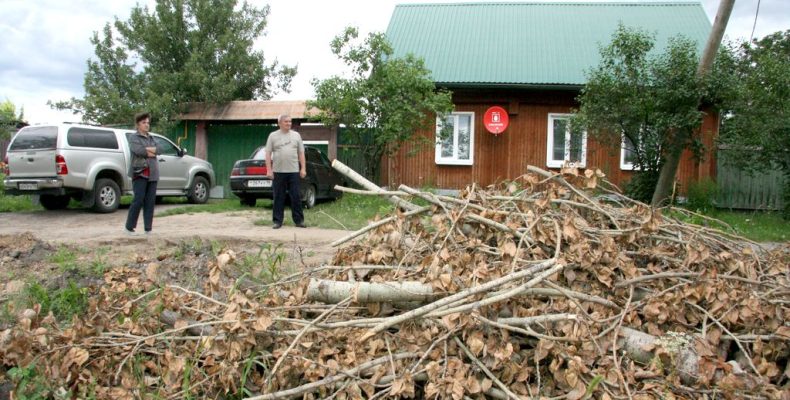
[0,205,352,265]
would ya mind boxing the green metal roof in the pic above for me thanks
[385,1,711,86]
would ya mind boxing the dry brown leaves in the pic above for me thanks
[1,166,788,399]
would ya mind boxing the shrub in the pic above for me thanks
[686,178,719,212]
[624,171,660,203]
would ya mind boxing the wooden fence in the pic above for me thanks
[715,149,786,210]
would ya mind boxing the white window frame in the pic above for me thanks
[546,113,587,168]
[620,135,639,171]
[435,112,475,166]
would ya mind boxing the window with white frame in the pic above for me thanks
[546,114,587,168]
[620,135,638,170]
[435,112,474,165]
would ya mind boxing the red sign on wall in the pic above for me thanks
[483,106,509,135]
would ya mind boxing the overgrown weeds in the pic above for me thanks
[236,242,288,286]
[49,246,79,273]
[23,281,89,321]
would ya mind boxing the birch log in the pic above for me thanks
[307,279,435,304]
[331,159,419,211]
[333,185,408,196]
[498,314,578,327]
[618,327,699,385]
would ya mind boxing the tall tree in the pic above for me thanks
[575,25,733,204]
[52,0,296,127]
[651,0,734,207]
[309,27,454,182]
[49,24,145,125]
[719,30,790,216]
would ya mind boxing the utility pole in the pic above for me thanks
[650,0,736,207]
[698,0,736,76]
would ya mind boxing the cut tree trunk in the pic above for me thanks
[331,159,418,211]
[618,327,698,384]
[306,279,436,304]
[651,145,683,207]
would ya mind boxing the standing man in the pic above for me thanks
[125,112,160,235]
[265,114,307,229]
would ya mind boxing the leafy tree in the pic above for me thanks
[52,0,296,128]
[0,100,26,140]
[575,25,733,204]
[719,30,790,217]
[308,27,454,182]
[49,24,145,126]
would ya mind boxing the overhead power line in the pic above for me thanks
[750,0,761,42]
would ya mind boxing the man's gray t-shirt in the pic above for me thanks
[265,129,304,173]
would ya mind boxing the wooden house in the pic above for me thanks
[382,1,718,192]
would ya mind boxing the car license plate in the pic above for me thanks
[248,180,271,188]
[19,183,38,190]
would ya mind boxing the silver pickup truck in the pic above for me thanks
[3,123,215,213]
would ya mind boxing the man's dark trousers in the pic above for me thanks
[272,172,304,226]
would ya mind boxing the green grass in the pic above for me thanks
[671,208,789,243]
[0,173,40,212]
[252,193,396,230]
[235,242,289,287]
[8,363,53,399]
[302,193,395,230]
[158,193,395,231]
[49,245,79,273]
[156,198,249,217]
[37,281,89,320]
[90,247,111,275]
[703,210,788,242]
[0,193,39,212]
[2,281,90,324]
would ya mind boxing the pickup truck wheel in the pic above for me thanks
[40,194,70,210]
[92,178,120,213]
[302,184,316,209]
[187,176,209,204]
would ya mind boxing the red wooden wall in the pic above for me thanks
[381,88,719,195]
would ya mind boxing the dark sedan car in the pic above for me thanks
[230,146,344,208]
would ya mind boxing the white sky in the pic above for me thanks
[1,0,787,124]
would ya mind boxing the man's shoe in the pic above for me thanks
[272,223,282,229]
[295,223,307,228]
[124,229,140,236]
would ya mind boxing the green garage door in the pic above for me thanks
[207,124,277,198]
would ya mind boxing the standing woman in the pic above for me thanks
[125,112,160,235]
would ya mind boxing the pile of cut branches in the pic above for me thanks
[0,164,787,399]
